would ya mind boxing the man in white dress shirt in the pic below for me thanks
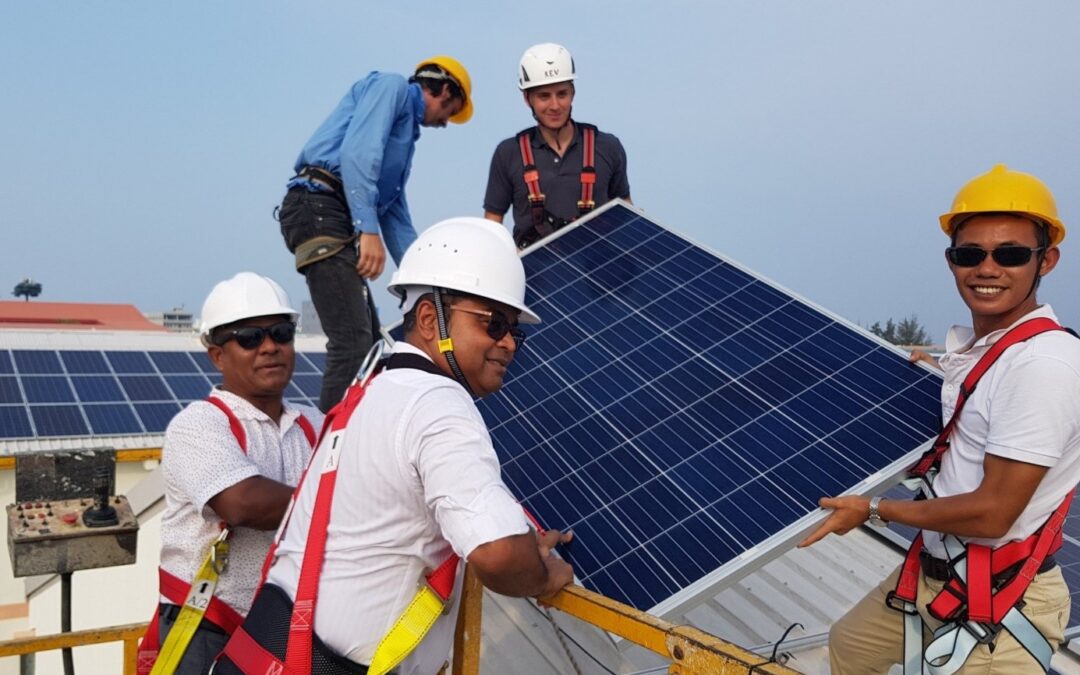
[217,219,573,675]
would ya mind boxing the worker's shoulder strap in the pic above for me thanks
[205,396,247,454]
[908,317,1064,478]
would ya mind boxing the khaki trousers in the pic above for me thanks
[829,563,1071,674]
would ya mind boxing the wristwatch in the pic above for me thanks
[868,496,887,527]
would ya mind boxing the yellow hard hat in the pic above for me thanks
[415,55,473,124]
[939,164,1066,246]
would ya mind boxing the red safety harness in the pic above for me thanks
[221,354,549,675]
[887,317,1073,674]
[136,397,317,675]
[514,123,597,248]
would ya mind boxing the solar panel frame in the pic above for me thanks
[411,200,943,619]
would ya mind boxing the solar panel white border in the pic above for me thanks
[383,199,941,622]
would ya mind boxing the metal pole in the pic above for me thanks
[61,572,74,675]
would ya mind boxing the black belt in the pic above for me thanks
[295,166,344,194]
[159,603,228,635]
[920,551,1057,582]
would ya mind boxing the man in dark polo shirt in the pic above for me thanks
[483,43,631,249]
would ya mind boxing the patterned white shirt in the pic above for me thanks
[159,387,321,614]
[266,342,530,673]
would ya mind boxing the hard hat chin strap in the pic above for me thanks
[432,287,475,397]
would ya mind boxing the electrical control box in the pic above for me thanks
[6,449,139,577]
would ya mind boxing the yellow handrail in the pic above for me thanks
[0,622,148,675]
[0,448,161,470]
[451,575,800,675]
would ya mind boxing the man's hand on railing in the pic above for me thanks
[535,529,574,600]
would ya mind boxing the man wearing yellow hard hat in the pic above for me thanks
[801,165,1080,672]
[277,56,472,413]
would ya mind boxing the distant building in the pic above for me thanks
[0,300,167,332]
[300,300,323,335]
[145,306,195,333]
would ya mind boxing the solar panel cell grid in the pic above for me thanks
[13,350,63,374]
[31,405,88,436]
[0,350,326,441]
[0,406,32,437]
[0,377,23,404]
[479,203,942,613]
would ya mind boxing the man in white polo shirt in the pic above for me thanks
[140,272,321,675]
[800,165,1080,673]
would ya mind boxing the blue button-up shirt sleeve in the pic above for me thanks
[338,76,411,236]
[380,188,416,265]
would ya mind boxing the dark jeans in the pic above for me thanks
[279,187,380,412]
[158,604,229,675]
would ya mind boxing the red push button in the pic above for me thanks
[62,513,78,525]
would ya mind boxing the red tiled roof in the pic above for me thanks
[0,301,166,332]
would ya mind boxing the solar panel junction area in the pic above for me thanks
[0,349,326,440]
[472,201,944,617]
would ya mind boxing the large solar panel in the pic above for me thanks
[472,202,943,616]
[0,350,326,440]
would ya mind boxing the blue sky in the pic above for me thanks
[4,2,1080,340]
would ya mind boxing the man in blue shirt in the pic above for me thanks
[279,56,473,412]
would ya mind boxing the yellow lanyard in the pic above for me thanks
[150,530,230,675]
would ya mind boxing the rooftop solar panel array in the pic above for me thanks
[0,350,326,439]
[475,202,944,614]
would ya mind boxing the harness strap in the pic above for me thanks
[206,396,248,453]
[909,317,1063,477]
[578,125,596,214]
[223,625,296,675]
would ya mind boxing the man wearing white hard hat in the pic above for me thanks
[216,219,573,675]
[484,42,631,248]
[137,272,322,675]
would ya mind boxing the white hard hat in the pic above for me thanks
[518,43,576,91]
[388,217,540,324]
[200,272,298,344]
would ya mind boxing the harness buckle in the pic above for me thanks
[210,528,231,575]
[885,591,918,615]
[418,567,453,616]
[576,200,596,211]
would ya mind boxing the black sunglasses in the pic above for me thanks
[946,245,1044,268]
[213,322,296,349]
[451,306,527,347]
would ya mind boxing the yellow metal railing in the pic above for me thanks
[0,622,148,675]
[0,568,799,674]
[451,564,801,675]
[0,448,162,471]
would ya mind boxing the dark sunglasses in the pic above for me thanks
[452,306,526,347]
[946,246,1044,268]
[213,321,296,349]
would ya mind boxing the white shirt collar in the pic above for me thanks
[391,340,436,362]
[209,386,302,427]
[943,304,1058,355]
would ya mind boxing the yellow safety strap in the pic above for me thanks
[150,530,230,675]
[367,584,448,675]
